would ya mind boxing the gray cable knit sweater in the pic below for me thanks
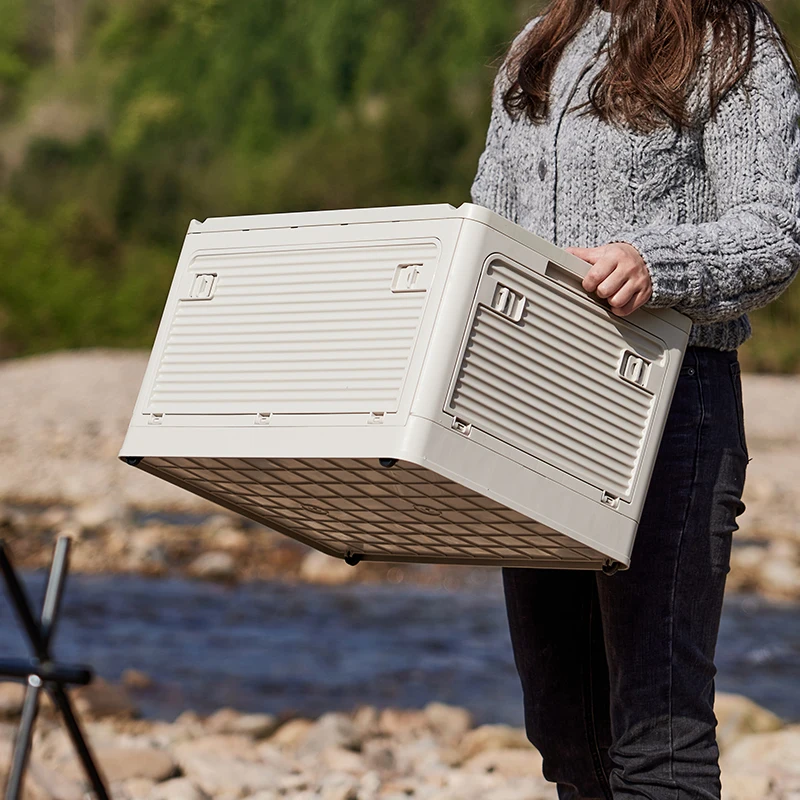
[470,5,800,350]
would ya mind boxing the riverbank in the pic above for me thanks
[0,682,796,800]
[0,350,798,599]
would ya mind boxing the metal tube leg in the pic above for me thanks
[0,538,111,800]
[5,678,42,800]
[49,685,110,800]
[0,543,46,658]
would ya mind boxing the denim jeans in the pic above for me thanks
[502,346,749,800]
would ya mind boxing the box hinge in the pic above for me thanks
[601,491,620,509]
[451,417,473,436]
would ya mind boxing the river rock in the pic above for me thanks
[61,746,175,783]
[299,551,354,585]
[317,771,359,800]
[204,708,278,740]
[276,772,312,794]
[456,725,533,763]
[297,713,362,758]
[188,551,236,582]
[720,726,800,780]
[126,529,170,572]
[149,777,210,800]
[378,708,429,739]
[119,778,156,799]
[28,759,85,800]
[424,702,473,745]
[202,514,239,534]
[482,780,554,800]
[758,557,800,599]
[320,746,366,774]
[714,692,784,753]
[361,739,396,773]
[121,668,154,690]
[178,754,281,797]
[266,718,315,750]
[174,734,260,765]
[74,678,138,719]
[351,705,380,739]
[462,747,545,779]
[212,528,250,552]
[37,506,71,529]
[720,773,774,800]
[0,682,25,718]
[174,710,204,727]
[390,734,445,775]
[74,499,129,531]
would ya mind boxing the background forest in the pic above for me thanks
[1,0,799,369]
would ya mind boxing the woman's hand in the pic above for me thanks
[564,243,653,317]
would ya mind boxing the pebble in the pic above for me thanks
[299,550,355,585]
[73,677,138,720]
[297,712,362,758]
[73,499,129,532]
[424,702,474,745]
[121,668,154,690]
[149,777,209,800]
[120,777,157,798]
[462,747,544,779]
[715,692,784,754]
[457,725,533,763]
[187,551,237,582]
[758,558,800,599]
[267,718,315,750]
[0,682,25,719]
[173,734,260,765]
[204,708,279,740]
[321,746,366,774]
[59,746,176,783]
[720,726,800,779]
[212,528,250,552]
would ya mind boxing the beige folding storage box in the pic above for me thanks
[119,202,691,573]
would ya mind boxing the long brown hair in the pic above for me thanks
[502,0,799,133]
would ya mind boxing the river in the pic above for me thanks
[0,571,797,725]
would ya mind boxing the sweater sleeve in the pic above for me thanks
[470,16,542,223]
[608,17,800,325]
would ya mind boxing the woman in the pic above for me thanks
[471,1,800,798]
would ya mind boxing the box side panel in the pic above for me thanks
[445,256,666,501]
[146,237,443,416]
[457,203,692,334]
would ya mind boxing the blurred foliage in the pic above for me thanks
[0,0,798,369]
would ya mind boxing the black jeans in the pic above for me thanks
[502,346,749,800]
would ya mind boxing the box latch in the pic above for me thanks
[619,352,650,388]
[187,273,217,300]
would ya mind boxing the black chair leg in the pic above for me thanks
[0,537,111,800]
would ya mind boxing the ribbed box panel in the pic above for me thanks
[147,241,440,415]
[141,456,605,567]
[121,203,692,570]
[447,259,663,499]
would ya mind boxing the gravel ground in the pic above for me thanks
[0,682,796,800]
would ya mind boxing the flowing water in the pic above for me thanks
[0,571,797,725]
